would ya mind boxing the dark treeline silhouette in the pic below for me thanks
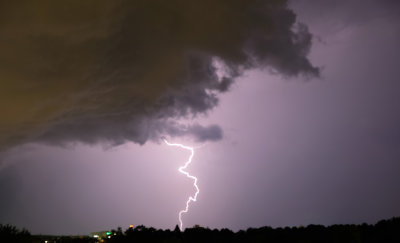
[1,217,399,243]
[0,223,96,243]
[107,217,400,243]
[0,224,31,243]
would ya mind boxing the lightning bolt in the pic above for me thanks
[163,138,199,231]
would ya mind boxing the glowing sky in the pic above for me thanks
[1,0,400,235]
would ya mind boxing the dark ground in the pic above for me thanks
[2,217,399,243]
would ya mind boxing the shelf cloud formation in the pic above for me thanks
[0,0,318,151]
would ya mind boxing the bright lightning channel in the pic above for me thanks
[163,138,199,231]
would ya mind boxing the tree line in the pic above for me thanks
[1,217,399,242]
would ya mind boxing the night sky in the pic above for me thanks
[1,0,399,235]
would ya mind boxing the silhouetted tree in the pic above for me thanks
[99,217,400,243]
[0,224,30,243]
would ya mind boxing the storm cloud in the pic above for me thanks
[0,0,318,151]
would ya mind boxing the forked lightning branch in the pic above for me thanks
[163,138,200,231]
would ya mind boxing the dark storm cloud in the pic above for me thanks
[0,0,318,150]
[160,122,223,142]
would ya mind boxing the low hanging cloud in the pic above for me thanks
[0,0,319,151]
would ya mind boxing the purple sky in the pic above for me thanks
[1,0,400,235]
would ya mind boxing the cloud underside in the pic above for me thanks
[0,0,319,150]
